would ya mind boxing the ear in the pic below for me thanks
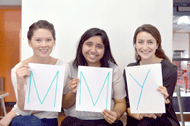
[28,40,32,47]
[134,44,136,49]
[156,44,159,49]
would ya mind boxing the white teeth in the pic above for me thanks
[142,51,149,54]
[89,55,96,58]
[40,49,48,52]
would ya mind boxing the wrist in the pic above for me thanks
[115,110,121,119]
[138,113,141,120]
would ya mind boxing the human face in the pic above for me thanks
[28,28,55,59]
[82,36,105,67]
[135,32,158,61]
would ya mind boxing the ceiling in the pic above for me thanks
[0,0,189,33]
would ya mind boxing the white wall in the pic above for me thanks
[21,0,173,71]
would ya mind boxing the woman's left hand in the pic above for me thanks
[157,86,170,104]
[102,109,118,124]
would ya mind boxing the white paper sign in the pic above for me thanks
[125,64,165,113]
[76,66,112,112]
[24,63,65,112]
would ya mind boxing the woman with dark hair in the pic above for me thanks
[61,28,126,126]
[124,24,179,126]
[0,20,64,126]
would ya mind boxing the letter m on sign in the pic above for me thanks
[27,71,59,107]
[76,66,112,113]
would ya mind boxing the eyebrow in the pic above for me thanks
[137,39,155,41]
[85,42,92,44]
[96,44,104,47]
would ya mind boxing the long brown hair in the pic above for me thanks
[133,24,170,62]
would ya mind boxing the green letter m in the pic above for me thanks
[27,71,59,107]
[79,71,110,109]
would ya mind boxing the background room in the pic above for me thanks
[1,0,189,125]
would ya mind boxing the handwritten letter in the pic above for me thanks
[125,64,165,113]
[24,63,65,112]
[76,66,112,112]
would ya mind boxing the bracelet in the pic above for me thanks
[116,111,121,119]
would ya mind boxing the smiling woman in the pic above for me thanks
[0,20,65,126]
[61,28,126,126]
[124,24,180,126]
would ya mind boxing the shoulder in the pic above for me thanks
[56,59,66,65]
[161,59,177,71]
[161,59,177,77]
[108,61,120,70]
[127,61,139,67]
[108,61,122,75]
[67,60,78,74]
[11,62,22,73]
[108,61,117,68]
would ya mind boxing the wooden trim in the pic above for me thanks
[0,6,21,9]
[0,77,4,91]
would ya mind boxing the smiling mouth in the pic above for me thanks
[88,54,97,59]
[40,49,48,52]
[141,51,150,54]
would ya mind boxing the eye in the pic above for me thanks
[36,39,41,42]
[96,45,103,49]
[46,38,52,42]
[137,41,143,44]
[148,41,153,44]
[86,42,92,47]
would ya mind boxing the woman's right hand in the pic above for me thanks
[16,63,30,89]
[67,78,80,94]
[138,113,157,120]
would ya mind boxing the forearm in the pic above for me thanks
[17,87,30,113]
[62,91,76,109]
[0,109,17,126]
[113,98,126,118]
[7,109,17,119]
[126,108,140,120]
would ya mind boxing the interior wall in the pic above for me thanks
[21,0,173,71]
[0,7,21,102]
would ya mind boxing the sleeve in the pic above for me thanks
[123,69,130,108]
[163,66,177,102]
[11,104,33,116]
[11,64,33,116]
[112,66,126,100]
[11,68,18,100]
[63,63,72,94]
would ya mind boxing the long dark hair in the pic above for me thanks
[27,20,55,41]
[133,24,170,62]
[73,28,117,68]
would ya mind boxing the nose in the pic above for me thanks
[90,46,96,53]
[142,43,148,49]
[41,40,47,47]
